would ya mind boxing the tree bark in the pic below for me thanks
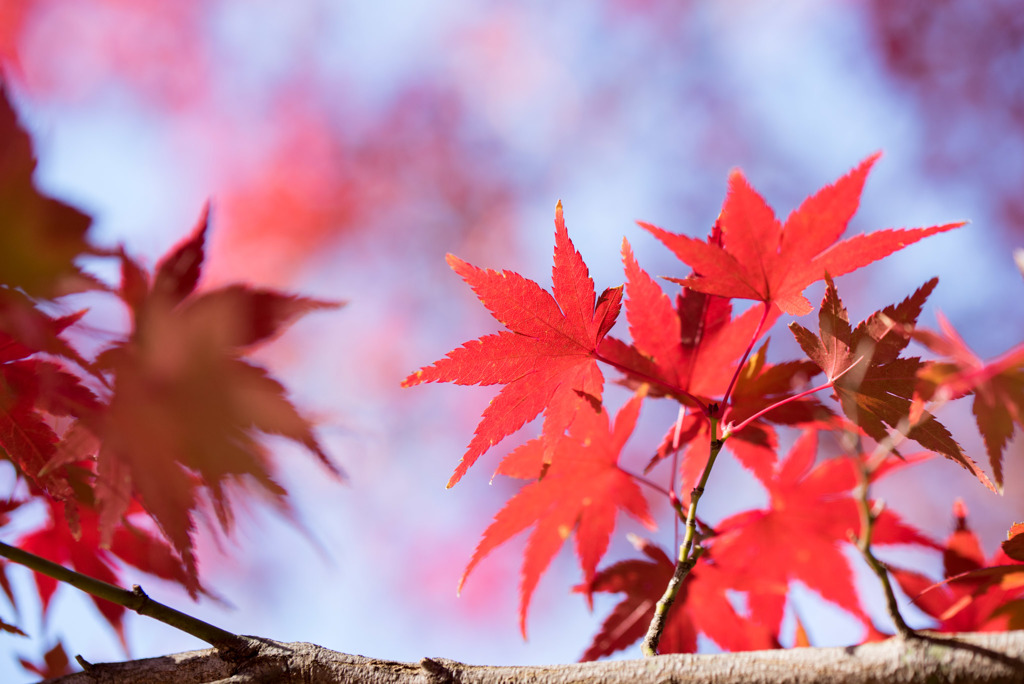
[45,630,1024,684]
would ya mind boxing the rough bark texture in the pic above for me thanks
[43,630,1024,684]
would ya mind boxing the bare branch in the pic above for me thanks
[46,632,1024,684]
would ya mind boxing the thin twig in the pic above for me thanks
[0,540,244,649]
[641,419,724,656]
[851,461,915,639]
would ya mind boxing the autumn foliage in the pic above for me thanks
[404,150,1024,656]
[0,87,341,675]
[3,48,1024,677]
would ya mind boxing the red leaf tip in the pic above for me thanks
[953,498,968,521]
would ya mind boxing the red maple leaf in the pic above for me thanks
[788,276,993,490]
[711,430,936,638]
[459,394,653,637]
[892,501,1024,632]
[639,154,962,315]
[599,235,824,487]
[402,202,622,487]
[93,208,342,578]
[908,313,1024,490]
[577,535,776,660]
[0,348,101,520]
[0,289,92,372]
[598,236,775,404]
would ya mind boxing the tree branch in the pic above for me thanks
[0,541,243,649]
[45,631,1024,684]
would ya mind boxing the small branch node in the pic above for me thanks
[420,656,454,683]
[131,583,152,613]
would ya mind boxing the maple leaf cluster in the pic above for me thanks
[0,86,341,660]
[406,150,1024,657]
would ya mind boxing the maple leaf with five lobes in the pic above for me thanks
[403,202,622,487]
[460,394,654,637]
[93,208,342,579]
[789,275,994,491]
[711,430,938,638]
[639,153,963,316]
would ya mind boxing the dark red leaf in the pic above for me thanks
[789,277,991,489]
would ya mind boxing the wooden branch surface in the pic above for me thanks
[44,630,1024,684]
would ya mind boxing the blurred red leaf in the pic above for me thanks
[18,499,196,642]
[1003,523,1024,562]
[0,615,25,636]
[19,640,73,679]
[0,86,97,298]
[152,205,207,305]
[910,313,1024,490]
[94,210,342,580]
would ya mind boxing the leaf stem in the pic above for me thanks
[727,380,832,435]
[0,540,244,649]
[851,460,914,639]
[641,418,723,656]
[671,408,683,549]
[726,355,867,437]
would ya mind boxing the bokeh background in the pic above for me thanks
[3,0,1024,679]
